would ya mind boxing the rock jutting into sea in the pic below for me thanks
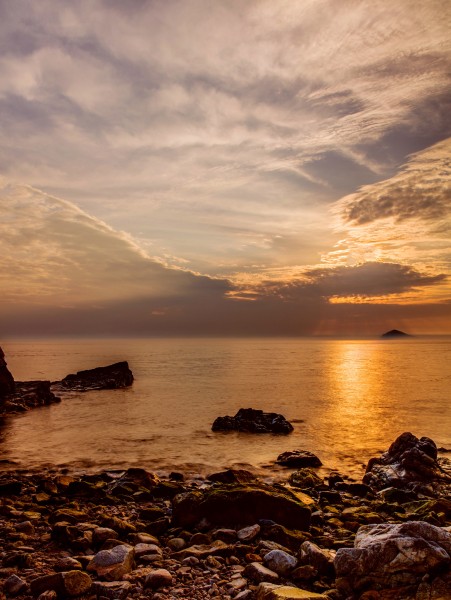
[0,433,450,600]
[56,361,134,391]
[381,329,410,338]
[212,408,294,434]
[0,346,134,416]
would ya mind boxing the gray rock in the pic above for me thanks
[87,544,135,581]
[334,521,451,593]
[263,549,297,576]
[237,524,261,542]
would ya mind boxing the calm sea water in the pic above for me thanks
[1,337,450,481]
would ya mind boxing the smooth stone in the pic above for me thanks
[263,549,297,576]
[144,568,173,590]
[237,524,261,542]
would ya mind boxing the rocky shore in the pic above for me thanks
[0,433,450,600]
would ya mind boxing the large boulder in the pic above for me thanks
[212,408,293,434]
[58,361,134,391]
[0,346,15,398]
[334,521,451,594]
[172,483,311,530]
[363,432,451,494]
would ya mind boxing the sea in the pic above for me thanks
[1,337,450,482]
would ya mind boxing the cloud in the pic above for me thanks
[0,178,230,307]
[0,0,449,274]
[337,139,451,225]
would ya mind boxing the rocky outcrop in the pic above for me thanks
[276,450,322,468]
[172,483,311,530]
[334,521,451,594]
[212,408,293,434]
[57,361,134,391]
[381,329,410,337]
[0,346,15,399]
[363,431,451,495]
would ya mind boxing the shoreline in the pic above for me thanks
[1,433,450,600]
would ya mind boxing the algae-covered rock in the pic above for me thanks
[172,484,311,530]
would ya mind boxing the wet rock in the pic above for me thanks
[3,574,28,597]
[256,583,328,599]
[276,451,322,468]
[58,361,133,391]
[87,544,135,581]
[5,381,60,413]
[172,484,311,530]
[30,570,92,597]
[144,568,173,590]
[334,521,451,594]
[212,408,294,434]
[263,549,297,575]
[243,562,280,584]
[363,432,451,494]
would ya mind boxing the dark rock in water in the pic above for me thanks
[363,432,451,495]
[58,361,134,391]
[1,380,61,414]
[212,408,293,434]
[288,468,323,489]
[276,450,322,468]
[172,483,311,530]
[0,346,15,398]
[381,329,410,338]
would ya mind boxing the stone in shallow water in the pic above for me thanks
[59,361,133,391]
[212,408,293,434]
[276,450,322,468]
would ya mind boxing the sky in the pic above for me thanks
[0,0,450,336]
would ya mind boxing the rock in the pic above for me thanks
[334,521,451,593]
[144,568,173,590]
[87,544,135,581]
[212,408,293,434]
[30,570,92,597]
[6,381,60,413]
[207,469,257,484]
[256,583,328,599]
[298,541,334,576]
[92,581,132,599]
[0,346,15,398]
[171,539,230,560]
[58,361,133,391]
[289,469,323,488]
[172,484,311,530]
[263,549,297,575]
[363,432,451,494]
[237,523,261,542]
[3,574,28,596]
[276,451,322,468]
[243,562,280,584]
[134,543,162,558]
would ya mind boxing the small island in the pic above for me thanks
[381,329,411,338]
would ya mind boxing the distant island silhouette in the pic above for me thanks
[381,329,411,338]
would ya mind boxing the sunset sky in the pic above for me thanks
[1,0,450,336]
